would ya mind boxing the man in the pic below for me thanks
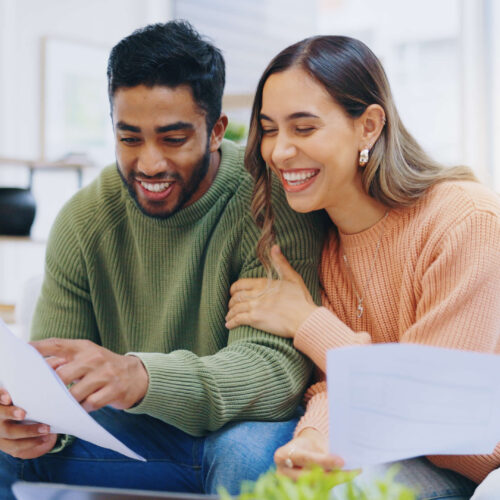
[0,21,323,497]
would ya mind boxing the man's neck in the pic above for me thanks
[185,148,221,207]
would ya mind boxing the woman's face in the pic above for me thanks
[260,67,364,214]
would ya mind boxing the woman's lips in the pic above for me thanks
[280,169,320,193]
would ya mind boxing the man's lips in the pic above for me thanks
[280,169,320,193]
[136,179,176,201]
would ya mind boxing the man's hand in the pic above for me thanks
[0,387,57,459]
[30,339,149,412]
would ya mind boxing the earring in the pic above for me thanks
[359,148,370,167]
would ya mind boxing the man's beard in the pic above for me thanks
[117,145,211,219]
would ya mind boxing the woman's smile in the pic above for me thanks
[280,168,320,192]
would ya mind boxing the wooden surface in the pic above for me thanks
[0,303,15,323]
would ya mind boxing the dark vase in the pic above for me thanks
[0,187,36,236]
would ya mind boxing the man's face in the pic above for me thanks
[112,84,215,218]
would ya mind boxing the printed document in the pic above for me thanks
[0,319,145,461]
[327,343,500,469]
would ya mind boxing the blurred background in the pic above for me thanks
[0,0,499,331]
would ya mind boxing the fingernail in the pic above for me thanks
[0,395,9,404]
[13,410,23,419]
[41,435,51,442]
[38,425,50,434]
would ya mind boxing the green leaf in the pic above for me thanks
[224,122,247,143]
[224,465,417,500]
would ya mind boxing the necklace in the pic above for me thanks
[342,211,390,319]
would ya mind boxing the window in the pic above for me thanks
[173,0,499,186]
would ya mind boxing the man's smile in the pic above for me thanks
[139,181,174,192]
[136,179,177,202]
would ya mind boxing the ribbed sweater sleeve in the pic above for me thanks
[294,380,329,438]
[290,182,500,483]
[401,211,499,350]
[294,307,370,372]
[411,210,500,483]
[32,197,101,345]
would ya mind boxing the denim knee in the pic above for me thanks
[332,457,476,500]
[202,417,298,495]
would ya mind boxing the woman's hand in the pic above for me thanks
[226,245,319,338]
[275,427,344,480]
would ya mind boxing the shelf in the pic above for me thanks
[0,303,15,324]
[0,236,46,244]
[0,156,95,189]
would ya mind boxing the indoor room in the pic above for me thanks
[0,1,499,499]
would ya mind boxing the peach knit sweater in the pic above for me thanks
[293,181,500,484]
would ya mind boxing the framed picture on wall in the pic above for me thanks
[41,37,115,167]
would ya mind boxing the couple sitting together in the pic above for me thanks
[0,20,499,500]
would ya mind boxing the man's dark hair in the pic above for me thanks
[107,20,225,130]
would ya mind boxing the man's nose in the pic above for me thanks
[271,133,297,166]
[137,144,168,177]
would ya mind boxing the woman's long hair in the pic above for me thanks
[245,35,476,274]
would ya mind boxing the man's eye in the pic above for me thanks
[163,136,187,144]
[120,137,140,144]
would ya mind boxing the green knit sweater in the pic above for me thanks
[31,140,324,436]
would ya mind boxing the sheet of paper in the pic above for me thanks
[327,343,500,469]
[0,319,145,461]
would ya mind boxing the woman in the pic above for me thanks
[225,36,500,498]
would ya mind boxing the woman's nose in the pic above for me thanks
[270,133,297,166]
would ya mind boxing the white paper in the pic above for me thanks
[0,319,145,461]
[327,343,500,469]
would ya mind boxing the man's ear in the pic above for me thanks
[356,104,386,150]
[209,113,229,152]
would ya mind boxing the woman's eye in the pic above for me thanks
[296,127,315,134]
[261,128,277,136]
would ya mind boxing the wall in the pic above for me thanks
[0,0,498,307]
[0,0,172,305]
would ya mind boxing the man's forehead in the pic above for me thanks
[112,84,205,117]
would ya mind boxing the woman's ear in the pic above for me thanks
[357,104,386,150]
[209,113,229,152]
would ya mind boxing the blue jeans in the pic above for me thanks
[331,456,477,500]
[0,407,298,500]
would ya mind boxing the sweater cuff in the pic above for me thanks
[124,352,172,419]
[294,392,329,439]
[427,441,500,484]
[294,307,371,371]
[294,307,331,370]
[49,433,75,454]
